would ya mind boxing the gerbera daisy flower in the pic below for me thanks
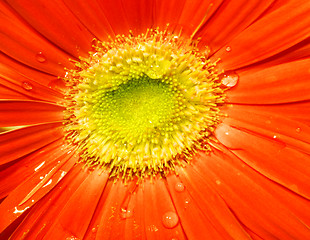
[1,0,310,239]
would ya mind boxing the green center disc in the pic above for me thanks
[98,76,176,138]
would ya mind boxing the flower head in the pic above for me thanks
[0,0,310,239]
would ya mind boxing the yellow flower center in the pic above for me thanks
[64,28,224,179]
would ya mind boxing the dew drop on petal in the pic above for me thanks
[184,198,190,209]
[175,182,185,192]
[148,225,159,232]
[48,78,67,92]
[162,211,179,229]
[36,52,47,63]
[120,207,133,219]
[22,81,33,91]
[66,236,80,240]
[225,46,231,52]
[220,71,239,87]
[296,127,301,133]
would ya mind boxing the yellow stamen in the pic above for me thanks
[63,28,224,179]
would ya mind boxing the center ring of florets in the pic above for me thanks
[64,29,224,179]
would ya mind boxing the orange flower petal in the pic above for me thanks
[246,101,310,126]
[0,139,64,199]
[42,169,109,240]
[0,2,74,76]
[7,165,88,239]
[214,0,310,70]
[0,123,63,165]
[0,100,64,127]
[188,150,310,239]
[198,0,275,53]
[92,179,186,240]
[63,0,115,40]
[6,0,94,58]
[226,59,310,104]
[166,174,251,239]
[0,147,77,232]
[221,104,310,153]
[0,52,68,93]
[215,123,310,199]
[114,0,155,34]
[177,0,224,36]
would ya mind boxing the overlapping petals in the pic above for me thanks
[0,0,310,239]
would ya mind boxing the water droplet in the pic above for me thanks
[34,161,45,172]
[184,198,190,209]
[216,180,221,185]
[120,207,133,219]
[66,237,80,240]
[220,71,239,87]
[42,179,52,188]
[175,182,185,192]
[36,52,47,63]
[296,127,301,133]
[92,227,97,233]
[148,224,159,232]
[162,211,179,229]
[22,81,33,91]
[13,206,30,214]
[48,78,67,92]
[225,46,231,52]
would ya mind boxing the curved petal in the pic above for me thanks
[63,0,115,41]
[241,101,310,125]
[0,2,73,76]
[215,123,310,200]
[6,0,94,58]
[221,104,310,153]
[92,178,186,240]
[153,0,223,36]
[247,37,310,70]
[214,0,310,70]
[0,147,77,232]
[141,179,186,240]
[153,0,186,31]
[0,74,64,103]
[166,174,251,239]
[6,165,88,239]
[226,59,310,104]
[177,0,224,37]
[83,180,143,240]
[0,139,63,199]
[0,52,68,94]
[0,100,64,127]
[86,180,142,240]
[0,122,63,165]
[97,0,131,35]
[42,169,109,240]
[117,0,155,34]
[187,150,310,239]
[198,0,275,53]
[0,83,31,100]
